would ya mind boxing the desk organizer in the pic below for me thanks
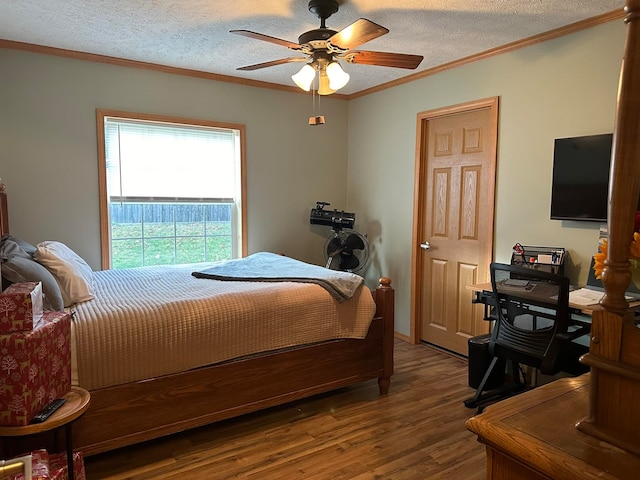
[510,245,566,276]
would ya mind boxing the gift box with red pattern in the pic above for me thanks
[9,449,86,480]
[0,282,44,333]
[0,312,71,425]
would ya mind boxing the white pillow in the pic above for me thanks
[33,241,95,307]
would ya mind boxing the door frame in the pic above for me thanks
[410,96,500,344]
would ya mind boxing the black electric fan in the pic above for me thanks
[310,201,369,273]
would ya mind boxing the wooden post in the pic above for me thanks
[576,0,640,456]
[375,277,395,394]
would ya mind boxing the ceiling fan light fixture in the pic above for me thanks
[292,64,316,91]
[317,68,336,95]
[326,61,349,90]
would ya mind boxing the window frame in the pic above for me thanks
[96,109,247,270]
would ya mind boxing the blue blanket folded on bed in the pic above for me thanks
[192,252,364,301]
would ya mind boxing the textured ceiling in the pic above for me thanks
[0,1,624,95]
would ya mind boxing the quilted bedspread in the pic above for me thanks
[71,262,376,390]
[192,252,364,301]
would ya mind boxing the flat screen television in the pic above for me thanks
[550,133,613,222]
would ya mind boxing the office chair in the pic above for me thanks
[464,262,589,410]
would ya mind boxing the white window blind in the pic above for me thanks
[104,118,240,201]
[100,115,243,268]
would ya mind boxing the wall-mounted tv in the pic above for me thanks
[550,133,614,222]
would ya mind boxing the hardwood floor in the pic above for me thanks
[84,340,486,479]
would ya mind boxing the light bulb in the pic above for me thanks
[326,62,350,91]
[318,68,336,95]
[292,64,316,91]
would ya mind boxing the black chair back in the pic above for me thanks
[489,262,571,375]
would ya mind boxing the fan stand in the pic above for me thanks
[325,254,336,269]
[325,228,343,269]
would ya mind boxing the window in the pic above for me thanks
[97,110,246,269]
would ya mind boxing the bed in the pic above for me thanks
[0,197,395,456]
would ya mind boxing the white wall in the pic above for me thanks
[347,20,627,336]
[0,49,349,269]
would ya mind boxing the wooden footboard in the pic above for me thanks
[73,278,394,456]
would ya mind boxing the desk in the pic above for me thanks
[0,387,90,480]
[468,282,602,315]
[469,282,640,315]
[466,374,640,479]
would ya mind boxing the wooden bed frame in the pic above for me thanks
[0,186,395,456]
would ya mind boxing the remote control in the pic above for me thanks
[31,398,66,424]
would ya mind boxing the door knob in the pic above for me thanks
[420,242,430,250]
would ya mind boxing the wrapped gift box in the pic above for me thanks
[0,312,71,425]
[9,449,86,480]
[0,282,44,333]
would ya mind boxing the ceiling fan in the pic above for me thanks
[230,0,424,95]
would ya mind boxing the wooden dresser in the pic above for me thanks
[465,374,640,480]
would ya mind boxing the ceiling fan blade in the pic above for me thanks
[346,50,424,69]
[230,30,301,50]
[328,18,388,51]
[236,57,307,71]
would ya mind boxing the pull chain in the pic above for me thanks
[309,70,325,126]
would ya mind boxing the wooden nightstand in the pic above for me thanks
[0,387,90,480]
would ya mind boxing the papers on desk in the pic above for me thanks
[567,288,637,306]
[569,288,604,306]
